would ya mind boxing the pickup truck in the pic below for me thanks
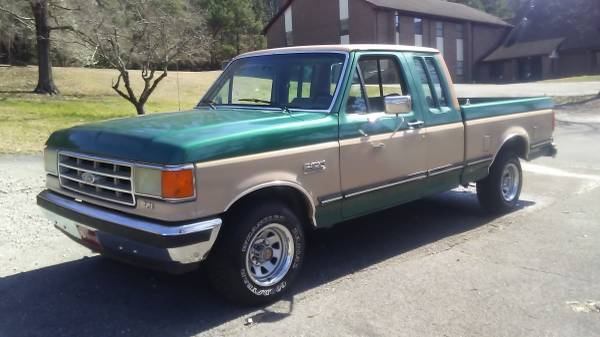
[38,44,557,305]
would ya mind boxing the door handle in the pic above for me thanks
[407,120,425,129]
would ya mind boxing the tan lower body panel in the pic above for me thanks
[465,109,553,163]
[195,141,342,224]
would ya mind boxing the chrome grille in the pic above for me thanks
[58,152,135,206]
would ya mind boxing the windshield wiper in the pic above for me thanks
[198,100,217,110]
[237,98,272,104]
[278,105,291,115]
[223,98,291,115]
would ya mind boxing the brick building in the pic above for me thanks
[482,2,600,82]
[262,0,512,83]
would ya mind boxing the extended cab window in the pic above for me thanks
[346,55,408,114]
[202,53,346,111]
[425,58,448,107]
[414,57,450,112]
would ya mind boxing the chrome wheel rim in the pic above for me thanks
[245,223,294,287]
[501,163,520,202]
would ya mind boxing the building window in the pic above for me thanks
[456,24,464,76]
[436,22,444,55]
[456,60,464,76]
[340,18,350,36]
[339,0,349,44]
[456,23,464,39]
[435,22,443,37]
[414,18,423,47]
[394,11,400,44]
[284,6,293,46]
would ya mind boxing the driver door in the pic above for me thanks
[340,53,428,219]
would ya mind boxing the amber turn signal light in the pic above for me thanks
[161,169,194,199]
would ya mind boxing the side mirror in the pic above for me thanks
[384,95,412,115]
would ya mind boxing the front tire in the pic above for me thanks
[477,153,523,213]
[207,201,305,306]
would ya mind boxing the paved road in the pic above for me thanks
[456,81,600,98]
[1,100,599,337]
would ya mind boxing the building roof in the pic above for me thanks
[364,0,511,26]
[263,0,511,34]
[237,44,439,59]
[483,38,565,62]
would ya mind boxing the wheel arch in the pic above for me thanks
[489,132,530,170]
[224,181,317,228]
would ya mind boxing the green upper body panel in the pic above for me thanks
[46,108,339,165]
[460,96,554,121]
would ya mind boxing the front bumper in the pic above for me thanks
[37,190,222,273]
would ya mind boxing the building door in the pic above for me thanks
[339,53,428,219]
[518,56,542,82]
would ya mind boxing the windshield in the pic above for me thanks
[201,53,347,111]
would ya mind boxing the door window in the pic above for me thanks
[345,55,408,113]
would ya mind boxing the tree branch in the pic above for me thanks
[0,6,35,30]
[112,73,137,104]
[49,25,75,31]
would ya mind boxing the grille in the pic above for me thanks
[58,152,135,206]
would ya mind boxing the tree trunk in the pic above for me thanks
[31,0,59,95]
[134,103,145,115]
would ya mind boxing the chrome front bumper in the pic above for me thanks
[37,190,222,273]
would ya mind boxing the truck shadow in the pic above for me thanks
[0,190,534,337]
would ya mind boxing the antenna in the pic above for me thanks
[176,61,181,111]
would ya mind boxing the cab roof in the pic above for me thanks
[237,44,439,59]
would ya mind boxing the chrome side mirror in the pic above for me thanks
[384,95,412,115]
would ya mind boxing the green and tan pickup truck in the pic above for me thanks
[38,45,556,305]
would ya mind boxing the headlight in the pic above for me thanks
[134,165,195,201]
[44,147,58,175]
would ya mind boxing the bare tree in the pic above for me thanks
[71,0,207,115]
[0,0,76,94]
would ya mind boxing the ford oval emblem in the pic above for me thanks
[81,172,97,184]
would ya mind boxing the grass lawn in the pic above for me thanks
[0,66,221,154]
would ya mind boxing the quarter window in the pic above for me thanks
[425,58,448,107]
[414,57,450,111]
[414,59,435,109]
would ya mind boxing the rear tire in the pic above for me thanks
[477,153,523,213]
[207,201,305,306]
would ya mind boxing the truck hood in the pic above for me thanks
[47,108,339,165]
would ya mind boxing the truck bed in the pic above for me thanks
[457,96,555,183]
